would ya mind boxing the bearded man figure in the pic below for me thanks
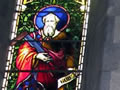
[42,13,60,40]
[16,5,74,90]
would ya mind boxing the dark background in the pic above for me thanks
[0,0,120,90]
[0,0,16,88]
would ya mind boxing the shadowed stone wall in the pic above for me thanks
[0,0,15,88]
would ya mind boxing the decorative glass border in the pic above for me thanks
[76,0,91,89]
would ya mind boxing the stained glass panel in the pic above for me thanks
[2,0,91,90]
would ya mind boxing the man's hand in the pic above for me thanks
[36,53,52,62]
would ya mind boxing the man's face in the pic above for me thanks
[43,13,59,39]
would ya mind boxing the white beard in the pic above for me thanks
[43,25,55,37]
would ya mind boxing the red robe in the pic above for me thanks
[16,32,66,89]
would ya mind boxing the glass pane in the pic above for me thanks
[2,0,91,90]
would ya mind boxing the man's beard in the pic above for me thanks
[43,25,56,39]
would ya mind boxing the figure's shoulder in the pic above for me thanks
[53,31,67,40]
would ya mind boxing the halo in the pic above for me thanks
[34,5,70,31]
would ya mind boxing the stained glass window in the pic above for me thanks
[2,0,91,90]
